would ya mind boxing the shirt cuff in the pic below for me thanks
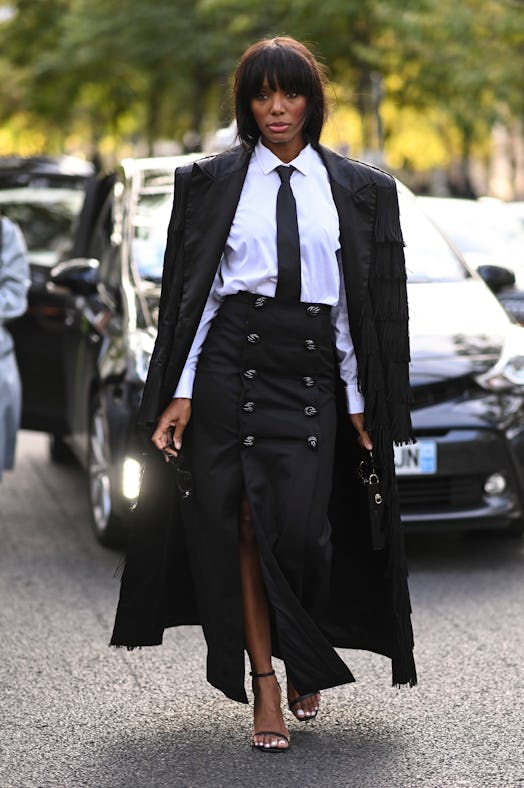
[173,368,195,400]
[346,384,365,414]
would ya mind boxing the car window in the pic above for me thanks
[91,193,122,290]
[418,196,524,286]
[398,188,469,283]
[0,187,85,266]
[131,167,175,283]
[132,192,173,283]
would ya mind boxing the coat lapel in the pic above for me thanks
[178,147,251,324]
[318,145,376,346]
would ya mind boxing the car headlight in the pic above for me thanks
[476,326,524,390]
[128,329,156,383]
[122,456,144,509]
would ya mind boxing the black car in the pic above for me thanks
[0,155,96,446]
[14,158,524,546]
[397,183,524,537]
[38,153,201,545]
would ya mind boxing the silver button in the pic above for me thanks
[302,376,316,387]
[304,406,318,417]
[243,435,255,447]
[242,401,255,413]
[247,333,260,344]
[304,339,316,351]
[306,436,318,449]
[253,296,267,308]
[306,305,321,316]
[243,369,257,379]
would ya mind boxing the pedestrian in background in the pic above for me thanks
[112,36,416,752]
[0,214,29,479]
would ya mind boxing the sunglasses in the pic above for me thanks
[163,447,192,500]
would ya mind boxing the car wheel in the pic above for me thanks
[88,394,126,548]
[49,434,77,465]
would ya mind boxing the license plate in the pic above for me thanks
[394,441,437,475]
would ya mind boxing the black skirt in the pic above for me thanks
[181,291,354,702]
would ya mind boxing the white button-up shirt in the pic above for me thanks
[174,140,365,413]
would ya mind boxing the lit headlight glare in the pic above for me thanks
[122,457,144,505]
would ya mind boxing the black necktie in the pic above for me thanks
[275,165,301,301]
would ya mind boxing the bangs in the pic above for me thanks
[243,47,314,98]
[234,37,327,149]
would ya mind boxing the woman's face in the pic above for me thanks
[250,78,307,161]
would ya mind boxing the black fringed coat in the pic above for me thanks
[111,144,417,693]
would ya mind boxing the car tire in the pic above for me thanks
[87,393,126,548]
[49,434,77,465]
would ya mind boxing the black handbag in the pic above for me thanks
[358,450,386,551]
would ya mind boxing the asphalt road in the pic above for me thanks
[1,431,523,788]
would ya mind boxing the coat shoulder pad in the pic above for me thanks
[349,159,396,190]
[318,145,396,192]
[174,161,196,180]
[193,146,250,181]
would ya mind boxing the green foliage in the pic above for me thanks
[0,0,523,171]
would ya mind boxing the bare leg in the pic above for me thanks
[238,496,289,750]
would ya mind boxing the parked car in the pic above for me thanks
[501,199,524,231]
[16,157,524,545]
[0,156,96,447]
[40,153,201,544]
[398,188,524,537]
[417,195,524,325]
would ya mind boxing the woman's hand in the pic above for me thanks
[151,397,192,461]
[349,412,373,451]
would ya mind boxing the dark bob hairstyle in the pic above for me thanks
[234,37,327,150]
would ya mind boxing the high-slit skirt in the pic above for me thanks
[181,290,354,703]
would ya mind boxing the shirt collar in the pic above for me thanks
[254,139,312,176]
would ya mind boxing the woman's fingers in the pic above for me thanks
[151,398,192,459]
[151,419,176,460]
[358,430,373,451]
[349,412,373,451]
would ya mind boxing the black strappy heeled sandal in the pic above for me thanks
[250,670,290,753]
[288,691,320,722]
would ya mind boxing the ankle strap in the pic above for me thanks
[249,669,276,678]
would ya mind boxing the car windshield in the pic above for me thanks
[130,175,469,286]
[398,187,469,283]
[0,187,85,266]
[418,196,524,279]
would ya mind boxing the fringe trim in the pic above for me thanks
[370,429,417,688]
[369,247,407,280]
[357,190,418,686]
[374,184,405,244]
[363,218,415,446]
[375,321,411,361]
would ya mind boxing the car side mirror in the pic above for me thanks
[48,258,100,295]
[477,264,516,294]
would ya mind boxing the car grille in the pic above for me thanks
[397,474,484,512]
[410,375,476,410]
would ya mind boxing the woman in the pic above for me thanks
[112,36,416,752]
[0,214,29,480]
